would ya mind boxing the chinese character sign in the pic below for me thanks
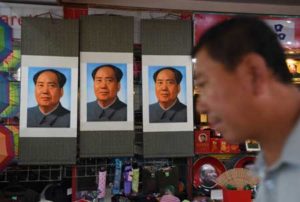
[265,19,295,46]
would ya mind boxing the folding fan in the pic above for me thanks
[216,168,260,190]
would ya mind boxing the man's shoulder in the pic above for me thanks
[87,101,99,112]
[27,106,40,113]
[149,102,160,109]
[49,104,70,119]
[87,100,98,107]
[174,100,187,111]
[57,105,70,114]
[114,99,127,110]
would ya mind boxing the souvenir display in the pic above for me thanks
[98,169,107,199]
[234,156,256,169]
[193,156,226,191]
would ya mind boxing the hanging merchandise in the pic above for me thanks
[0,49,21,72]
[0,71,9,114]
[132,168,140,194]
[19,18,78,164]
[112,159,122,195]
[0,124,15,171]
[234,156,256,169]
[123,164,133,196]
[193,156,226,196]
[5,125,19,156]
[98,168,107,199]
[156,166,179,195]
[141,19,194,157]
[142,166,158,194]
[0,19,13,62]
[79,15,135,158]
[0,81,20,118]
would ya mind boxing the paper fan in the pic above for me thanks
[216,168,259,190]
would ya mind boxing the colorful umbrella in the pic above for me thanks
[0,71,9,113]
[0,81,20,118]
[0,19,13,62]
[0,124,15,171]
[4,125,19,157]
[0,49,21,72]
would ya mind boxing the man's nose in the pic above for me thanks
[198,94,208,114]
[160,82,168,90]
[41,86,49,93]
[99,81,107,88]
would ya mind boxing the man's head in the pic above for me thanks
[153,67,182,109]
[200,164,217,188]
[92,64,123,107]
[192,17,292,143]
[33,69,66,113]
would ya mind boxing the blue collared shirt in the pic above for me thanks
[255,116,300,202]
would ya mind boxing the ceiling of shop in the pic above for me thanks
[204,0,300,5]
[5,0,300,6]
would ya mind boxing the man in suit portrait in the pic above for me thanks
[149,67,187,123]
[87,64,127,121]
[27,69,70,127]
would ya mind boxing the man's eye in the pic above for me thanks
[167,81,175,85]
[196,81,206,88]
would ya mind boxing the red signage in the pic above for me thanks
[194,13,300,50]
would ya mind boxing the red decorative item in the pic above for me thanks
[223,189,251,202]
[0,125,15,171]
[210,138,220,153]
[234,156,256,169]
[220,140,230,153]
[63,7,88,19]
[229,144,240,153]
[193,156,226,189]
[194,129,211,154]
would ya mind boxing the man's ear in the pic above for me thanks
[237,53,272,96]
[178,84,181,94]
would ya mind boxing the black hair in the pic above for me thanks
[91,64,123,82]
[192,16,292,84]
[153,67,183,84]
[33,69,66,88]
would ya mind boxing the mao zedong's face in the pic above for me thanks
[94,66,120,107]
[155,69,180,109]
[35,71,63,113]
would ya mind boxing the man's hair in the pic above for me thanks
[33,69,67,88]
[91,64,123,82]
[192,16,292,84]
[153,67,183,84]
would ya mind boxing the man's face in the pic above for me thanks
[155,69,180,108]
[35,71,63,110]
[200,164,217,188]
[94,67,120,105]
[194,49,256,143]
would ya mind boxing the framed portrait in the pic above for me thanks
[286,58,300,84]
[20,55,78,137]
[245,139,261,152]
[142,55,193,132]
[80,52,134,131]
[27,66,71,120]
